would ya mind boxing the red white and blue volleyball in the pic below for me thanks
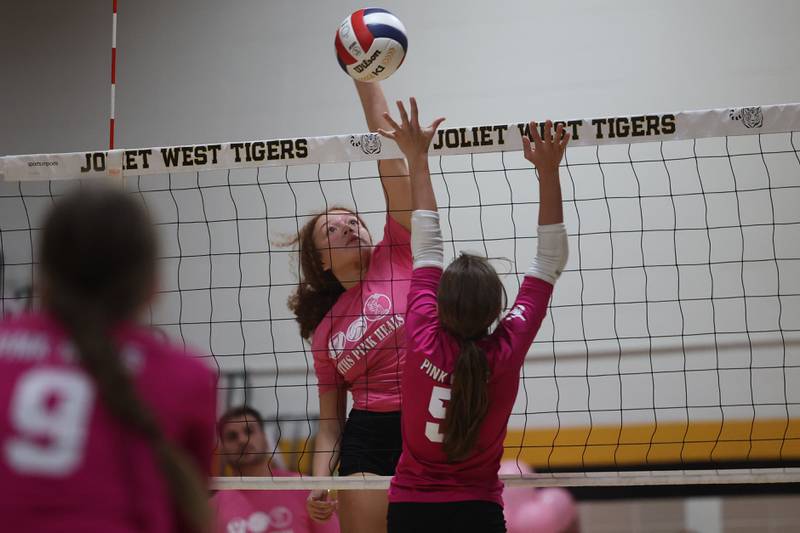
[335,8,408,82]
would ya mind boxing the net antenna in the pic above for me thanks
[109,0,118,150]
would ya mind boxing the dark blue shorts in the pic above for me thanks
[338,409,402,477]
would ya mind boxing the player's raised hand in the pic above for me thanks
[378,97,445,160]
[522,120,570,176]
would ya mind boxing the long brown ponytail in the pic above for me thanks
[40,185,210,532]
[437,254,506,462]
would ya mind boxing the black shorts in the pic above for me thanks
[338,409,402,477]
[387,500,506,533]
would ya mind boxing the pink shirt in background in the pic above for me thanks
[389,267,554,506]
[211,468,340,533]
[0,312,217,533]
[311,215,412,412]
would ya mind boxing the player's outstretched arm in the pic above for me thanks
[377,97,444,213]
[355,81,412,230]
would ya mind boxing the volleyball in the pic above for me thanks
[335,8,408,82]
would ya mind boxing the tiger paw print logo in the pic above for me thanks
[349,133,382,154]
[729,107,763,129]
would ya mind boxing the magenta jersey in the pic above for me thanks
[0,312,217,533]
[311,215,411,412]
[211,468,340,533]
[389,267,554,506]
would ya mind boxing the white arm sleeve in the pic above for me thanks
[526,223,568,284]
[411,210,444,269]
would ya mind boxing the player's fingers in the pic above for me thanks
[529,121,543,145]
[410,97,419,127]
[376,128,395,140]
[555,123,565,144]
[429,117,446,133]
[522,135,533,159]
[560,131,572,149]
[397,100,410,127]
[543,120,553,143]
[382,112,401,132]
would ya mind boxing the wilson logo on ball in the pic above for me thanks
[335,8,408,83]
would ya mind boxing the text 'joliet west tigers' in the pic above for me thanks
[79,138,310,173]
[431,113,677,150]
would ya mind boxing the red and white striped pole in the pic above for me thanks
[109,0,118,149]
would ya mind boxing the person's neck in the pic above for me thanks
[333,263,367,290]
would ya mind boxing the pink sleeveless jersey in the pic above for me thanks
[0,312,217,533]
[389,267,554,506]
[311,215,411,412]
[211,468,340,533]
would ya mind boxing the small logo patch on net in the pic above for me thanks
[729,106,764,128]
[350,133,382,154]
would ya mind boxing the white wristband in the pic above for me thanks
[411,210,444,269]
[526,223,568,284]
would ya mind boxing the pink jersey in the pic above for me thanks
[0,312,217,533]
[211,468,340,533]
[311,215,411,412]
[389,267,554,506]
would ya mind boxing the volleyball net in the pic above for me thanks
[2,103,799,489]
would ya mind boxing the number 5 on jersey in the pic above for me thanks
[425,385,451,443]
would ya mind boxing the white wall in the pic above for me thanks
[3,0,799,155]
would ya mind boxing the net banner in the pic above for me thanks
[2,103,799,182]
